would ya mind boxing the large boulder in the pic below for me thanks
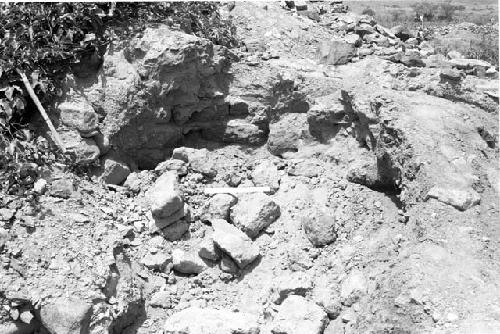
[222,119,266,145]
[101,157,130,185]
[426,186,480,211]
[211,219,260,269]
[307,93,348,141]
[230,193,281,238]
[39,298,92,334]
[164,307,259,334]
[172,249,209,274]
[147,171,184,220]
[267,113,309,156]
[202,194,238,221]
[59,130,100,165]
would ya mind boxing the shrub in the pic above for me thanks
[362,7,376,17]
[411,2,438,21]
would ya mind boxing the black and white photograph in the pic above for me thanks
[0,1,498,333]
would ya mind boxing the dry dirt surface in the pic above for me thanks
[1,2,499,334]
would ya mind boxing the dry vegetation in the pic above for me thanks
[347,0,499,65]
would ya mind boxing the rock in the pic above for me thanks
[271,295,328,334]
[447,50,463,59]
[355,23,375,36]
[289,160,322,178]
[0,227,8,249]
[148,204,188,234]
[391,25,413,41]
[427,187,480,211]
[405,37,419,47]
[211,219,260,269]
[302,214,337,247]
[101,157,130,185]
[172,249,208,274]
[141,252,171,271]
[340,269,367,306]
[324,318,345,334]
[124,170,155,194]
[317,39,355,65]
[33,179,47,194]
[163,307,259,334]
[401,51,425,67]
[273,271,313,304]
[251,160,280,192]
[344,33,361,46]
[222,119,266,145]
[230,193,280,238]
[93,132,110,156]
[202,194,238,221]
[449,58,491,71]
[440,68,463,82]
[294,0,307,11]
[40,298,92,334]
[198,236,220,261]
[341,308,357,323]
[347,157,396,189]
[307,94,347,141]
[160,220,189,241]
[358,47,374,57]
[49,179,75,199]
[220,255,239,274]
[155,159,188,176]
[147,171,184,219]
[150,290,173,308]
[58,97,98,135]
[0,321,39,334]
[267,113,308,156]
[172,147,215,176]
[0,208,15,221]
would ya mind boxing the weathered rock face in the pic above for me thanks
[267,113,309,156]
[58,24,310,169]
[60,26,232,169]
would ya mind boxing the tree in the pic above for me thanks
[411,2,438,21]
[362,7,376,17]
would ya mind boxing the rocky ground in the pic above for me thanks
[1,2,499,334]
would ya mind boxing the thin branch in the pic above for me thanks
[17,69,66,153]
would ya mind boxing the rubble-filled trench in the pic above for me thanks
[1,2,499,334]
